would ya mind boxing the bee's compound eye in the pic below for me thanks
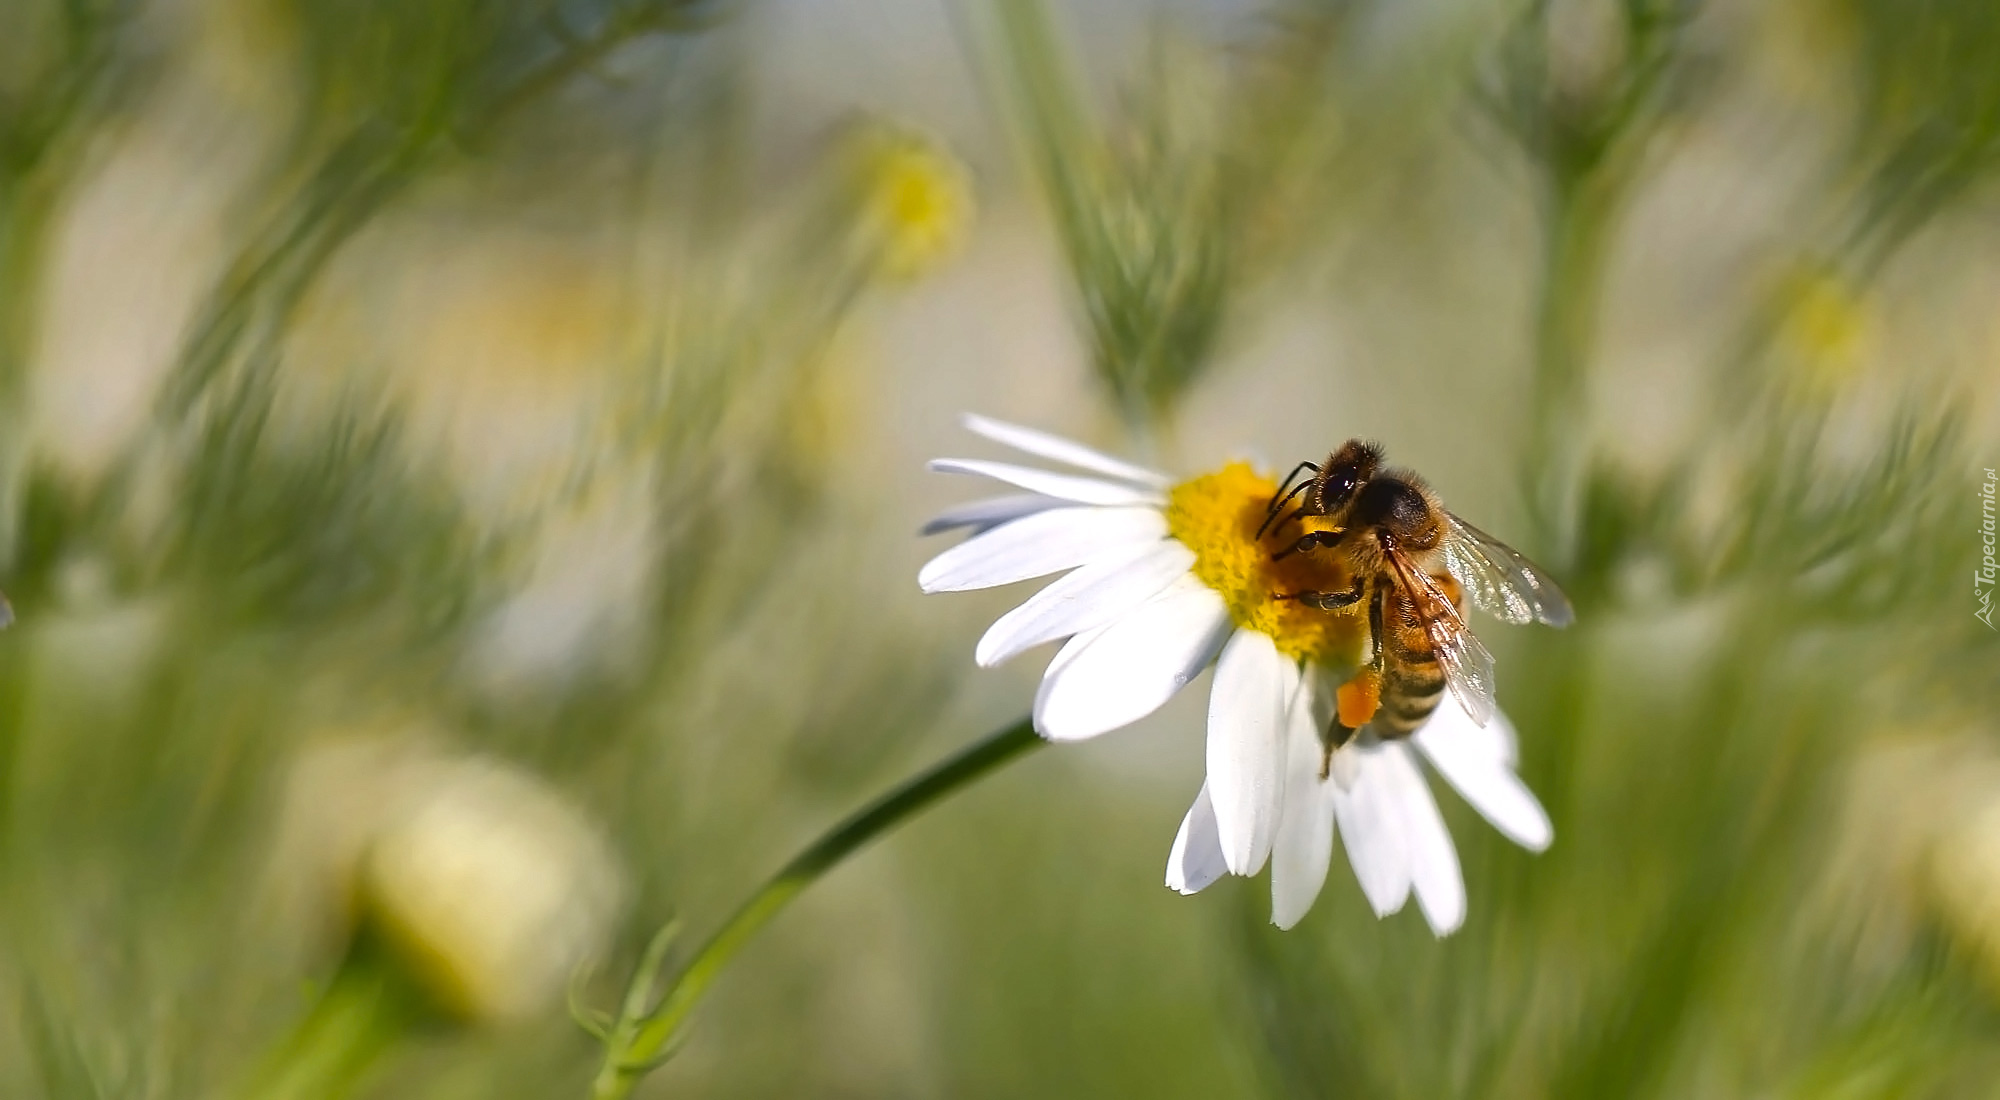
[1327,473,1357,504]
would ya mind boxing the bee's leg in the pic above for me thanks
[1321,658,1382,779]
[1314,589,1387,780]
[1366,583,1387,672]
[1271,529,1345,562]
[1274,576,1365,610]
[1318,720,1357,780]
[1260,502,1307,541]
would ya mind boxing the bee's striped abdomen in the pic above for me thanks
[1368,573,1459,740]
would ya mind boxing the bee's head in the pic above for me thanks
[1352,472,1437,546]
[1311,439,1381,515]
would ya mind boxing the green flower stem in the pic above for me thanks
[589,715,1042,1100]
[1525,169,1617,567]
[238,935,428,1100]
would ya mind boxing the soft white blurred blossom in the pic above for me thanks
[277,732,627,1025]
[1835,734,2000,993]
[1926,766,2000,995]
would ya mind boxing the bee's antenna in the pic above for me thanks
[1261,461,1319,511]
[1258,460,1321,539]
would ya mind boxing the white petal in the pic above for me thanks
[921,494,1071,536]
[1031,626,1119,741]
[1422,688,1520,766]
[1330,742,1363,791]
[963,414,1171,487]
[928,458,1165,507]
[1413,706,1552,852]
[976,540,1194,667]
[918,506,1167,593]
[1270,682,1337,929]
[1036,620,1108,690]
[1384,744,1466,936]
[1033,575,1232,741]
[1165,783,1228,895]
[1206,630,1293,876]
[1331,744,1411,917]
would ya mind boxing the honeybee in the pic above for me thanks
[1259,440,1572,769]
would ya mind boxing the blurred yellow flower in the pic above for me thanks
[1775,264,1874,396]
[848,124,975,282]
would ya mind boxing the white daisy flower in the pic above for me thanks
[1172,676,1552,934]
[920,414,1553,932]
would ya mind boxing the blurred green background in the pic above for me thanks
[2,0,1999,1096]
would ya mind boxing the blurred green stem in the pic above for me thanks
[1526,171,1616,566]
[588,715,1041,1100]
[987,0,1213,448]
[0,173,56,564]
[0,177,55,411]
[1509,0,1696,564]
[154,1,707,429]
[238,935,426,1100]
[0,0,127,419]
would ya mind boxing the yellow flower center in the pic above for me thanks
[1778,266,1872,395]
[1166,462,1370,666]
[855,133,974,281]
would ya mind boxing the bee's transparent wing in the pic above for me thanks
[1442,514,1575,628]
[1427,611,1497,728]
[1385,548,1498,727]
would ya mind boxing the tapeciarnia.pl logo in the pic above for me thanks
[1979,468,1997,630]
